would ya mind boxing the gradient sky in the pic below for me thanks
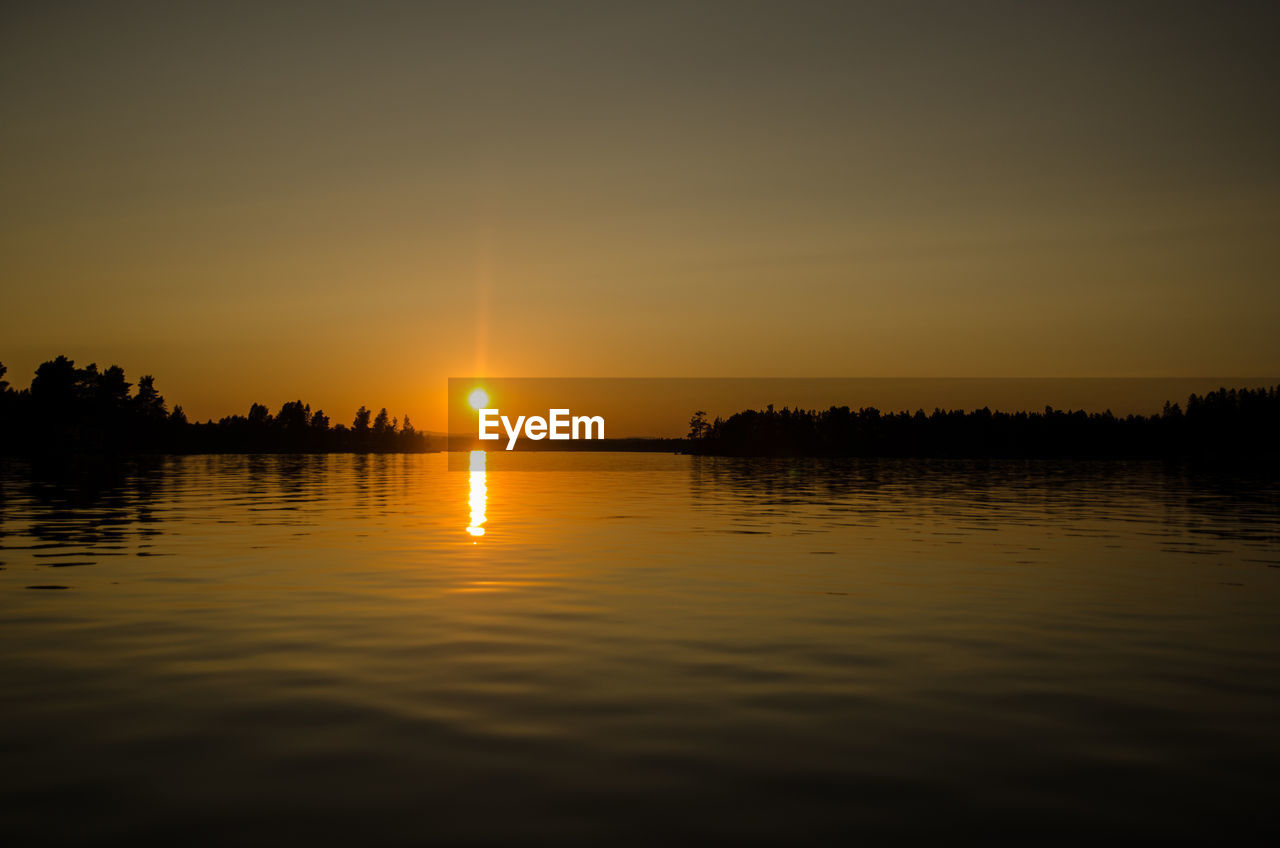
[3,1,1278,428]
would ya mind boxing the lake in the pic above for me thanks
[2,453,1279,843]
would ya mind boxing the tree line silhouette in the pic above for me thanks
[0,356,432,454]
[3,356,1276,459]
[687,386,1280,459]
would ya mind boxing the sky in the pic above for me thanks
[2,1,1278,429]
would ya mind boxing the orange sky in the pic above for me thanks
[3,2,1278,430]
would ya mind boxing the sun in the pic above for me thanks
[467,387,490,410]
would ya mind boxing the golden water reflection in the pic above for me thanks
[466,450,487,537]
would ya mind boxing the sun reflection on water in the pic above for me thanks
[466,450,487,537]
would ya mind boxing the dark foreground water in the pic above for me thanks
[2,453,1279,843]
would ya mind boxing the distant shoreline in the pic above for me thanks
[3,357,1275,461]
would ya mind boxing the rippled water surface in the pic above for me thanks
[2,453,1279,843]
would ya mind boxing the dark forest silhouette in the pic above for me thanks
[2,356,1277,458]
[0,356,431,454]
[686,387,1280,459]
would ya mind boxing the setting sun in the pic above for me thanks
[4,3,1278,843]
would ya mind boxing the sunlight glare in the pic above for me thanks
[466,450,487,538]
[468,387,490,410]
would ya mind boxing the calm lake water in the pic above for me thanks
[2,453,1279,843]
